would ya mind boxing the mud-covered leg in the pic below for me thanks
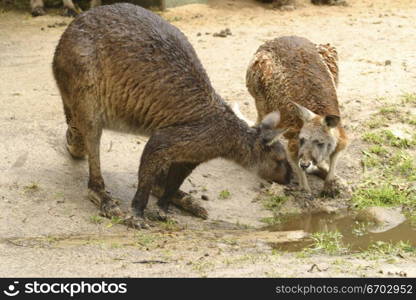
[322,151,341,197]
[152,165,208,219]
[290,151,311,193]
[129,133,168,227]
[129,158,160,229]
[84,126,123,218]
[157,162,198,213]
[131,130,198,226]
[66,126,86,159]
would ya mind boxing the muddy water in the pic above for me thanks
[267,212,416,252]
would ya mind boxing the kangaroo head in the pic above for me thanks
[292,102,339,171]
[254,111,292,184]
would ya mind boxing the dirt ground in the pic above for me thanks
[1,0,416,277]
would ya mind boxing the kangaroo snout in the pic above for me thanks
[299,159,312,171]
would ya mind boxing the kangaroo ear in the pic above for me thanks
[324,115,340,128]
[261,128,287,146]
[260,111,280,130]
[259,111,286,145]
[291,101,316,122]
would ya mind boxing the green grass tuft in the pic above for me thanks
[219,190,231,199]
[305,231,349,255]
[401,93,416,105]
[352,185,412,209]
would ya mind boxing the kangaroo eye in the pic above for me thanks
[299,138,305,146]
[317,142,325,148]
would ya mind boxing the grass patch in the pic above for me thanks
[368,145,389,155]
[362,148,416,180]
[359,241,416,259]
[365,115,388,129]
[401,93,416,105]
[263,195,288,212]
[361,152,382,169]
[106,216,124,228]
[390,152,416,180]
[363,130,414,148]
[158,219,181,231]
[304,231,349,255]
[136,232,160,249]
[90,215,104,225]
[352,185,413,209]
[218,190,231,199]
[378,105,403,122]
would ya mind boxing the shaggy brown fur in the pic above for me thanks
[53,4,292,226]
[246,36,348,196]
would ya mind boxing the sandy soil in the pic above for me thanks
[0,0,416,277]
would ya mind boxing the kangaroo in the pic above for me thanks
[246,36,348,196]
[53,4,292,228]
[30,0,100,17]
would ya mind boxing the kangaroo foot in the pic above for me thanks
[62,7,78,17]
[152,188,208,220]
[144,207,169,222]
[123,215,152,230]
[88,189,123,218]
[31,7,46,17]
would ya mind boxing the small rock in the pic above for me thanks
[356,207,406,233]
[196,32,201,37]
[213,28,232,38]
[201,195,209,201]
[384,60,392,66]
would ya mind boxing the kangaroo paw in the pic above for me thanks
[88,189,123,218]
[31,7,46,17]
[123,215,152,230]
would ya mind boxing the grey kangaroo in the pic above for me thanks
[53,4,292,227]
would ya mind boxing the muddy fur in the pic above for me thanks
[246,36,348,196]
[53,4,292,225]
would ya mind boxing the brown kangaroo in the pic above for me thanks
[53,4,292,227]
[246,36,348,196]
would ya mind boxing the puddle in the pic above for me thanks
[266,212,416,252]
